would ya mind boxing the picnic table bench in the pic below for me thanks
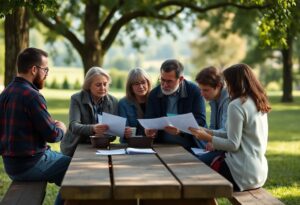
[0,181,47,205]
[229,188,285,205]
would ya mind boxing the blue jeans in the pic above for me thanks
[197,150,224,166]
[8,149,71,205]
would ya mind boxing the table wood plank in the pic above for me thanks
[61,144,112,200]
[112,153,181,199]
[154,145,233,198]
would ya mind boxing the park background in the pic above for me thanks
[0,1,300,205]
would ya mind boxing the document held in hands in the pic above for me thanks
[98,112,126,137]
[138,113,200,134]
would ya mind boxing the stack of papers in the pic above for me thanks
[95,148,156,155]
[96,149,126,155]
[126,147,156,154]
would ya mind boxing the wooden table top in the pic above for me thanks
[61,144,233,201]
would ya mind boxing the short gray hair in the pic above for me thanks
[83,66,111,91]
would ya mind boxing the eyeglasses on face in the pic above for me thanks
[36,65,49,74]
[132,80,147,87]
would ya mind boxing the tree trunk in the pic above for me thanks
[4,7,29,86]
[81,49,104,75]
[281,28,293,102]
[82,0,103,75]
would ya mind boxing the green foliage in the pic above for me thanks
[190,18,247,70]
[61,76,70,90]
[109,68,127,89]
[0,0,59,18]
[264,68,282,85]
[116,77,124,90]
[110,56,133,71]
[49,77,60,89]
[258,0,296,48]
[73,78,81,90]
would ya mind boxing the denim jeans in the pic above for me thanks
[8,149,71,205]
[197,150,224,166]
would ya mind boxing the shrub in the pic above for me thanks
[266,81,281,91]
[73,78,81,90]
[50,78,60,89]
[62,76,70,90]
[116,77,124,89]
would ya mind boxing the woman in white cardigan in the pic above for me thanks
[189,63,271,191]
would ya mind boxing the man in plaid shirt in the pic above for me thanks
[0,47,71,205]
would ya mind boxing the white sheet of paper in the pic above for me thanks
[165,113,200,134]
[102,112,126,137]
[191,147,209,156]
[97,114,103,124]
[126,147,156,154]
[96,149,126,155]
[138,117,170,130]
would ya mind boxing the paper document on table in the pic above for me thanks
[138,117,170,130]
[96,149,126,155]
[167,113,200,134]
[126,147,156,154]
[191,147,209,156]
[101,112,126,137]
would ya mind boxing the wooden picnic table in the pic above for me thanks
[61,144,233,205]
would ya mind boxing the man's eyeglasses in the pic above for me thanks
[36,65,49,74]
[158,77,177,85]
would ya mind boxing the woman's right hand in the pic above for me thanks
[93,124,109,136]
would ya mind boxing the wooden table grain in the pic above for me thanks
[61,144,233,205]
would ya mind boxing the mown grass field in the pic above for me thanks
[0,89,299,205]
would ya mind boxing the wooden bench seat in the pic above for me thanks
[1,181,47,205]
[229,188,284,205]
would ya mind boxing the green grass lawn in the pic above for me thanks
[0,89,299,205]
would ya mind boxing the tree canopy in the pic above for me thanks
[33,0,274,74]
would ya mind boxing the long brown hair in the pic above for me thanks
[223,63,271,113]
[125,68,152,118]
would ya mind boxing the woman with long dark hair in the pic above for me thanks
[189,63,271,191]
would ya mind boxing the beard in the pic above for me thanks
[33,74,45,89]
[161,83,180,96]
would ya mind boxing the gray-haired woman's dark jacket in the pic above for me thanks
[60,90,118,156]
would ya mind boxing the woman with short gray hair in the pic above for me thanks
[61,66,118,157]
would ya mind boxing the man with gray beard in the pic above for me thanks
[145,59,207,150]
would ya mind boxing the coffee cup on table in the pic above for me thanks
[129,127,137,137]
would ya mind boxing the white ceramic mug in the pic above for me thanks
[130,127,137,137]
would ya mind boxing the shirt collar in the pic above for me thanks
[15,77,39,91]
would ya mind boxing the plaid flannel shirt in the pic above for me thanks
[0,77,64,157]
